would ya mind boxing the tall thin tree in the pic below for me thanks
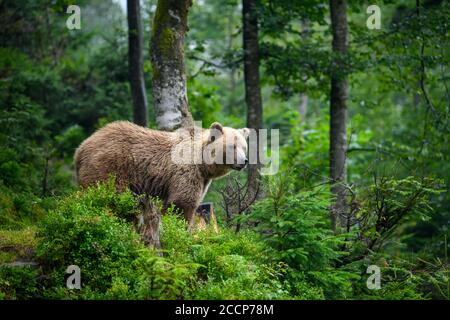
[243,0,263,200]
[150,0,194,131]
[298,20,310,121]
[127,0,148,127]
[329,0,349,232]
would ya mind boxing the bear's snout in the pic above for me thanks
[232,158,248,171]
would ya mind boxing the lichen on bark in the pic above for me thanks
[150,0,194,131]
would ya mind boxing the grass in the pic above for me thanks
[0,227,37,264]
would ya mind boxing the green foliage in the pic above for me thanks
[55,125,86,159]
[0,182,286,300]
[354,176,445,254]
[0,0,448,301]
[35,181,145,298]
[20,181,198,299]
[280,114,330,190]
[241,173,357,298]
[0,266,39,300]
[187,78,222,127]
[248,180,342,270]
[161,213,289,299]
[0,175,445,300]
[0,185,48,229]
[0,227,37,263]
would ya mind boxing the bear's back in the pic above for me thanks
[74,121,176,189]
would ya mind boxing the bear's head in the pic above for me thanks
[203,122,250,173]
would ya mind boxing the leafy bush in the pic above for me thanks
[241,173,354,298]
[24,180,285,300]
[358,176,444,245]
[35,182,141,297]
[33,180,196,299]
[0,177,444,300]
[0,185,48,229]
[161,213,289,299]
[55,125,86,159]
[0,266,39,300]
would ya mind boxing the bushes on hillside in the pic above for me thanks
[0,181,288,299]
[0,175,444,300]
[243,175,356,299]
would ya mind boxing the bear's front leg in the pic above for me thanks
[164,198,197,230]
[164,178,203,230]
[171,200,198,227]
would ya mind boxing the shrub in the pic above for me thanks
[1,180,291,300]
[243,173,353,298]
[3,177,436,300]
[161,213,289,299]
[0,266,39,300]
[34,180,196,299]
[355,176,444,254]
[0,185,48,229]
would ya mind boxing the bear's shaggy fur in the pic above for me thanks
[74,121,249,224]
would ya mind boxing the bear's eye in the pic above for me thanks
[210,136,216,142]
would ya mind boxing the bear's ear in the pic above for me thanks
[210,122,224,133]
[239,128,250,139]
[208,122,223,143]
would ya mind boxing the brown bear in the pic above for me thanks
[74,121,250,226]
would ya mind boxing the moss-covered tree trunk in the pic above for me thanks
[329,0,349,233]
[243,0,263,202]
[150,0,194,131]
[127,0,148,127]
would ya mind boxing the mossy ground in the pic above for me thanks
[0,227,37,264]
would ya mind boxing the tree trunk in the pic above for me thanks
[298,21,309,121]
[227,10,237,115]
[150,0,194,131]
[329,0,348,232]
[127,0,148,127]
[243,0,263,200]
[298,93,308,120]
